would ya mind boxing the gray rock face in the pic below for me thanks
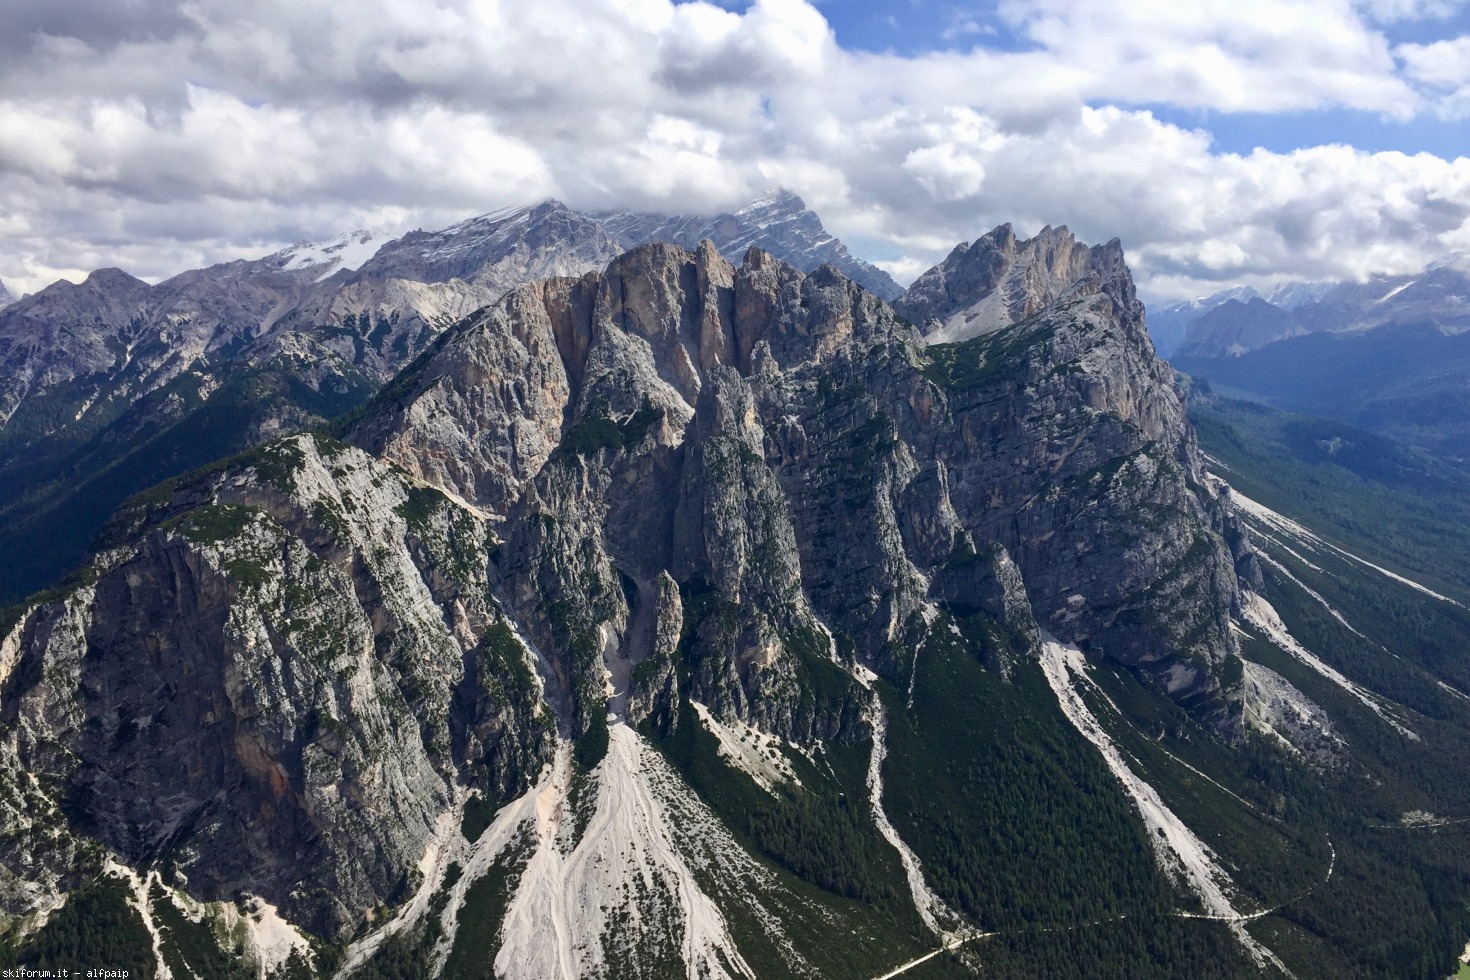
[0,279,12,308]
[0,230,1258,949]
[0,202,633,607]
[360,235,1249,739]
[0,435,552,938]
[0,268,154,429]
[0,202,623,450]
[593,190,903,301]
[359,200,624,293]
[894,224,1122,345]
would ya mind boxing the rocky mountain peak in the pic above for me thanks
[729,188,813,228]
[4,266,152,330]
[80,266,153,297]
[590,191,904,301]
[354,200,623,290]
[894,222,1130,345]
[349,240,914,518]
[0,278,11,307]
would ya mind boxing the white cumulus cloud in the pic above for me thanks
[0,0,1467,302]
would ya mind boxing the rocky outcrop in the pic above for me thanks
[0,202,631,608]
[356,234,1248,736]
[889,224,1248,723]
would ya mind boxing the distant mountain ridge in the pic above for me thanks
[1164,255,1470,459]
[0,194,899,605]
[0,200,629,604]
[592,189,903,300]
[1147,280,1335,357]
[1171,257,1470,359]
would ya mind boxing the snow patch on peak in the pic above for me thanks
[1376,279,1416,303]
[276,230,385,282]
[736,188,805,218]
[443,203,532,233]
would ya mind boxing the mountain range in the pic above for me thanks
[1145,281,1337,359]
[1,208,1470,979]
[0,193,894,608]
[1168,258,1470,459]
[1176,259,1470,359]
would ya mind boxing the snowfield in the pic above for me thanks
[277,231,385,282]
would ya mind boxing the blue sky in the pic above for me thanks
[815,0,1470,157]
[2,0,1469,302]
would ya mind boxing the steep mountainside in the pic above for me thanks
[593,190,903,300]
[4,236,1470,979]
[0,197,896,607]
[0,203,625,606]
[0,280,12,308]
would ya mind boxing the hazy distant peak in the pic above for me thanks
[589,191,903,300]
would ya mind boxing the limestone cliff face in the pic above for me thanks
[0,232,1254,945]
[0,435,551,938]
[593,189,904,301]
[355,236,1249,738]
[897,225,1251,720]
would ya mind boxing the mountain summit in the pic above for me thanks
[593,190,903,300]
[894,223,1128,345]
